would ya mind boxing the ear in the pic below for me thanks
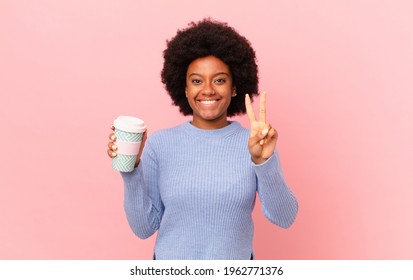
[231,86,237,97]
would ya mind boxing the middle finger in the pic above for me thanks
[259,91,266,123]
[108,141,117,150]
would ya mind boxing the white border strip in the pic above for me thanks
[0,260,412,280]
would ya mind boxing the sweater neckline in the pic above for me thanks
[182,121,242,138]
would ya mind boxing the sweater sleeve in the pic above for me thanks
[120,142,164,239]
[254,150,298,228]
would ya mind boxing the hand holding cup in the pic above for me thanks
[107,116,147,171]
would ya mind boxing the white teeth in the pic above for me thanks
[200,100,216,105]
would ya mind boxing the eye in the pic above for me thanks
[191,79,202,84]
[215,78,226,84]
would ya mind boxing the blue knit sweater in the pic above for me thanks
[120,121,298,259]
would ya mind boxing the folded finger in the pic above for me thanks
[259,124,273,145]
[107,149,117,158]
[267,127,278,140]
[250,128,268,146]
[107,141,117,150]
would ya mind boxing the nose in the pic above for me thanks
[201,81,215,95]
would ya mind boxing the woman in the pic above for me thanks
[107,18,298,260]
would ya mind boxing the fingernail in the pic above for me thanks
[112,144,117,151]
[259,139,265,145]
[262,129,268,135]
[110,135,116,141]
[111,151,117,157]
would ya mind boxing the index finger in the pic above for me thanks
[259,91,266,123]
[245,94,256,123]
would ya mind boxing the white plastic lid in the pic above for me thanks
[113,116,146,133]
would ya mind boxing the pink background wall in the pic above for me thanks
[1,0,412,259]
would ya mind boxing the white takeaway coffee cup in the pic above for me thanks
[112,116,146,172]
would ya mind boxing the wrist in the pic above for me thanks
[251,156,268,165]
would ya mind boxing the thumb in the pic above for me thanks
[250,127,269,146]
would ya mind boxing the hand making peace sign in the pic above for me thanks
[245,92,278,164]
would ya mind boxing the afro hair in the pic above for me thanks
[161,18,259,117]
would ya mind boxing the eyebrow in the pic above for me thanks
[188,72,231,77]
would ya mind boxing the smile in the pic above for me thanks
[198,99,219,105]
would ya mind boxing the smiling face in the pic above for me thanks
[185,56,236,129]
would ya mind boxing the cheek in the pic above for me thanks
[186,95,197,109]
[185,84,196,96]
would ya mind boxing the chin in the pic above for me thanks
[200,113,221,121]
